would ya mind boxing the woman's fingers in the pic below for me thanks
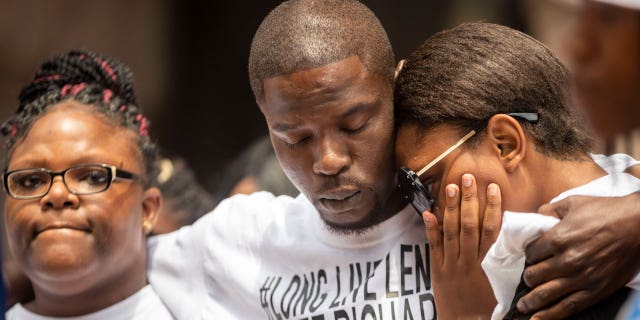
[423,211,444,267]
[442,184,461,264]
[459,174,480,263]
[479,183,502,259]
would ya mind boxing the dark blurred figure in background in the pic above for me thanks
[524,0,639,158]
[209,136,298,207]
[152,156,215,234]
[567,0,640,158]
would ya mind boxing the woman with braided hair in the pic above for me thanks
[2,49,172,319]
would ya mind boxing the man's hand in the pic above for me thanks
[518,192,640,319]
[423,174,502,319]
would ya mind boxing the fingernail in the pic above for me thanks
[447,186,456,198]
[488,184,498,196]
[462,174,472,187]
[517,300,528,313]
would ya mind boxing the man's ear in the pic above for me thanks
[486,114,527,173]
[141,187,162,235]
[394,59,406,81]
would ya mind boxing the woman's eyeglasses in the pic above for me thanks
[3,164,139,199]
[397,113,538,215]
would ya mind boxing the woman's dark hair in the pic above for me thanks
[1,49,158,185]
[395,22,592,158]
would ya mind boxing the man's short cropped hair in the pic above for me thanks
[249,0,395,102]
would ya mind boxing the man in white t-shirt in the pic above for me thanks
[148,1,640,319]
[148,1,437,318]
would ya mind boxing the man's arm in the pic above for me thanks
[518,192,640,319]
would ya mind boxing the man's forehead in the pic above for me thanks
[269,99,379,133]
[262,56,365,95]
[259,55,390,115]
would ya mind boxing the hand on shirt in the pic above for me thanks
[518,192,640,319]
[422,173,502,319]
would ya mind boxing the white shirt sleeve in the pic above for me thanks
[481,212,560,320]
[591,153,640,174]
[146,192,282,319]
[147,199,232,319]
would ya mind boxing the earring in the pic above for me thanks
[143,221,153,234]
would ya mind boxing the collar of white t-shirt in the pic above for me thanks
[5,285,173,320]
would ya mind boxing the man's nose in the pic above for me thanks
[312,137,351,176]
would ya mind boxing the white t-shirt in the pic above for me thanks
[148,194,435,319]
[591,153,639,174]
[5,285,173,320]
[482,154,640,320]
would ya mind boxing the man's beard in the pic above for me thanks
[319,191,387,236]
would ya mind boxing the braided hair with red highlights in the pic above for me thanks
[1,49,158,185]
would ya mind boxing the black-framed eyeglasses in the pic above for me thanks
[3,164,139,199]
[398,113,539,216]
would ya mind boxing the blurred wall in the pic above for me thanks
[0,0,170,133]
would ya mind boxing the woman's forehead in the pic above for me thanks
[395,123,457,168]
[8,103,141,171]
